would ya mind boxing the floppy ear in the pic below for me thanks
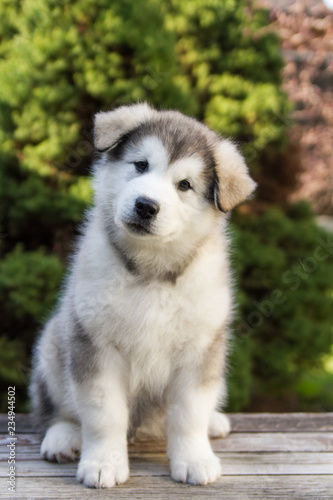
[213,139,256,212]
[94,103,156,152]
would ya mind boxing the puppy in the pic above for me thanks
[30,103,256,487]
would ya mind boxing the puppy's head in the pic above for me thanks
[93,103,256,243]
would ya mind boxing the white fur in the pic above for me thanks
[31,105,256,488]
[209,411,231,438]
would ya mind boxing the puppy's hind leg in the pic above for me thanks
[41,420,81,463]
[31,364,82,463]
[30,315,81,463]
[208,411,231,438]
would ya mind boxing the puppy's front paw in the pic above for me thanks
[77,452,129,488]
[170,452,221,485]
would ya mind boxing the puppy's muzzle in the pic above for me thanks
[126,197,160,235]
[135,197,160,220]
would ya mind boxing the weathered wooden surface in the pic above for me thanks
[1,412,333,433]
[1,413,332,499]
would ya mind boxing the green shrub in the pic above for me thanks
[227,202,333,411]
[166,0,290,153]
[1,0,330,413]
[0,246,63,410]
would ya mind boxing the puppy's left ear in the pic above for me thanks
[94,103,156,152]
[213,139,256,212]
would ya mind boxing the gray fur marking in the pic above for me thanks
[110,239,139,276]
[105,222,202,285]
[109,238,197,285]
[128,389,164,438]
[31,376,55,430]
[70,317,98,384]
[108,112,217,176]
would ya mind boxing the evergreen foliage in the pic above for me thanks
[228,202,333,410]
[0,0,332,412]
[167,0,290,153]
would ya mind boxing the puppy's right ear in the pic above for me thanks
[94,103,156,152]
[213,139,256,212]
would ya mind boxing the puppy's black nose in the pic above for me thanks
[135,197,160,219]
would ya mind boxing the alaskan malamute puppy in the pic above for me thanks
[30,103,256,488]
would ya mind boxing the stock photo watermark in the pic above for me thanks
[237,232,333,338]
[7,386,16,493]
[54,128,93,172]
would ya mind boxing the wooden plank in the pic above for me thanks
[229,413,333,433]
[213,432,333,452]
[2,413,333,434]
[0,414,33,434]
[1,452,332,477]
[220,452,333,475]
[129,433,333,453]
[0,433,41,453]
[2,432,333,453]
[2,475,333,500]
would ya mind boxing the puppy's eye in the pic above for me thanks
[134,160,149,173]
[178,179,192,191]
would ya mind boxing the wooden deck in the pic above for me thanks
[1,413,333,499]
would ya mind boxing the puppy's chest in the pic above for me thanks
[112,278,201,344]
[84,256,230,393]
[104,265,229,353]
[109,277,212,391]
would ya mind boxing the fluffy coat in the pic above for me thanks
[30,103,256,487]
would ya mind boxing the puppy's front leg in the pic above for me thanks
[166,378,222,485]
[72,344,129,488]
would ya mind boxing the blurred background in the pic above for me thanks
[0,0,332,413]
